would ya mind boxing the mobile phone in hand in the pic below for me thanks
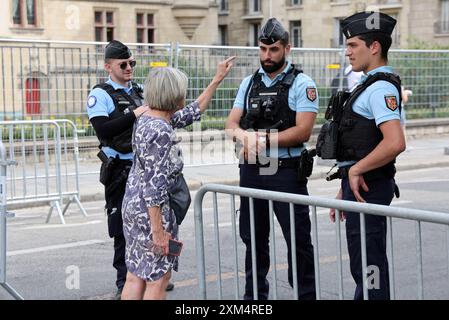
[168,239,183,256]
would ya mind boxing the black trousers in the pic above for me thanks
[239,164,316,300]
[103,159,132,290]
[342,177,395,300]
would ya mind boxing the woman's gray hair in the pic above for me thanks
[144,67,188,111]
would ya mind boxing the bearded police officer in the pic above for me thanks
[86,40,174,299]
[225,18,317,300]
[318,12,406,300]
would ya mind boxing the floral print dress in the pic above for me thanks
[122,101,200,281]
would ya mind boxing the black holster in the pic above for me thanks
[98,150,115,186]
[297,149,316,182]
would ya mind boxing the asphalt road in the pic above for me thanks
[1,166,448,300]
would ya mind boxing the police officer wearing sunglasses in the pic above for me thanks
[86,40,173,299]
[225,18,318,300]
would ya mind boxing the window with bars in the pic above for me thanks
[12,0,37,27]
[94,10,115,42]
[219,0,229,12]
[290,20,302,47]
[136,13,155,44]
[249,0,261,14]
[387,13,400,47]
[219,25,228,45]
[333,18,345,48]
[249,22,261,46]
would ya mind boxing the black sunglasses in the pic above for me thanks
[119,60,136,70]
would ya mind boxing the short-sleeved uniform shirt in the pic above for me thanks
[338,66,401,167]
[233,61,319,158]
[86,77,141,160]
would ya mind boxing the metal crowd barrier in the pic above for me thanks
[2,39,447,136]
[0,120,87,224]
[0,39,173,135]
[53,120,87,220]
[193,184,449,300]
[175,44,449,127]
[0,141,24,300]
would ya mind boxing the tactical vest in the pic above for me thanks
[240,65,302,136]
[337,72,402,175]
[93,81,144,154]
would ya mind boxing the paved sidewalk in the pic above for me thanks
[74,134,449,204]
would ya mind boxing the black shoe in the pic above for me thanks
[115,288,123,300]
[166,282,175,291]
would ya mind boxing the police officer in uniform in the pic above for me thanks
[321,12,406,300]
[86,40,173,298]
[225,18,317,300]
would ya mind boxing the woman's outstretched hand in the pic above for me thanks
[213,56,236,83]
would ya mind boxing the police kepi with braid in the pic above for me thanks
[316,12,406,300]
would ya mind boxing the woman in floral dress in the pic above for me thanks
[121,57,235,300]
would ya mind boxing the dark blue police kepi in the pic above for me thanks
[104,40,132,60]
[258,18,289,45]
[341,12,397,39]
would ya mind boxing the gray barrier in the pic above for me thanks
[194,183,449,300]
[0,120,87,224]
[0,141,24,300]
[1,39,448,134]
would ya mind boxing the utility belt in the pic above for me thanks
[327,164,396,182]
[240,148,316,182]
[241,156,301,169]
[97,150,132,186]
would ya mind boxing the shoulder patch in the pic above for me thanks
[306,87,317,102]
[87,96,97,108]
[384,95,398,111]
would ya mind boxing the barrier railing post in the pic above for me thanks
[416,221,424,299]
[230,194,240,300]
[268,200,278,300]
[290,203,299,300]
[45,122,65,224]
[388,216,396,300]
[311,205,321,300]
[360,213,369,300]
[212,192,223,299]
[55,120,87,219]
[249,197,258,300]
[0,141,24,300]
[335,209,344,299]
[194,187,207,299]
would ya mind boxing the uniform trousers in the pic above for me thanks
[239,164,316,300]
[104,159,132,290]
[342,177,395,300]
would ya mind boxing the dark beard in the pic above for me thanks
[260,56,286,73]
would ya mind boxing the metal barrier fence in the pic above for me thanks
[1,39,449,134]
[0,39,172,135]
[194,184,449,300]
[0,141,23,300]
[175,45,449,128]
[0,120,87,224]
